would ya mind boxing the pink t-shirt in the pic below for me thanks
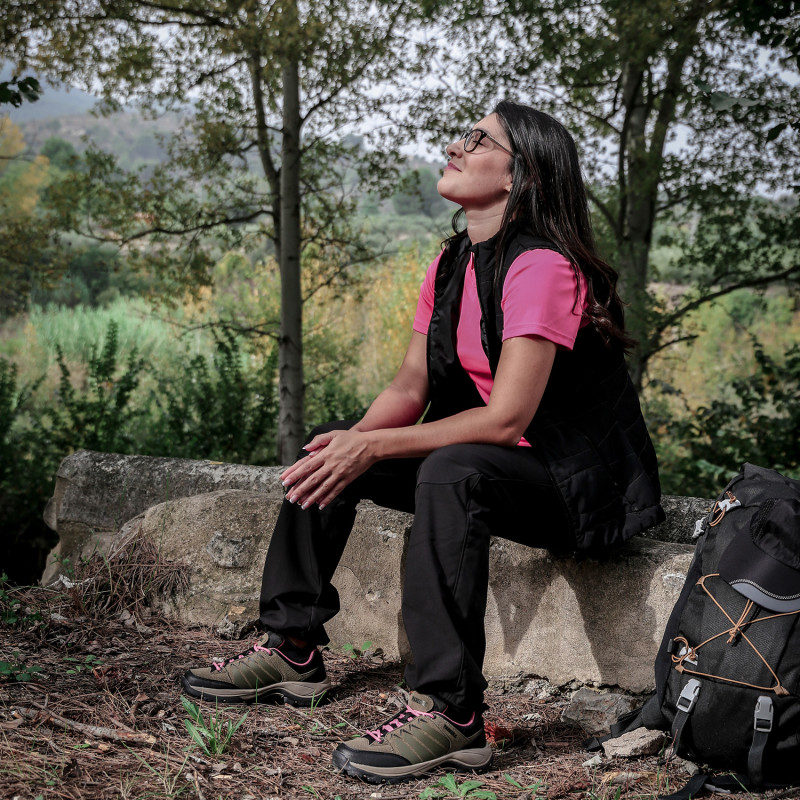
[413,248,588,444]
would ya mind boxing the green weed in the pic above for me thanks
[0,573,41,625]
[342,639,373,659]
[0,652,43,682]
[180,695,248,757]
[64,654,103,675]
[503,773,546,796]
[126,744,192,798]
[419,773,496,799]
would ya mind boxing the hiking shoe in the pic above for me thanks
[181,631,330,706]
[332,691,491,783]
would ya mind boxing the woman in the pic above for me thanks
[182,101,664,783]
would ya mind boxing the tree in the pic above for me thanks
[0,75,40,107]
[413,0,800,387]
[2,0,423,461]
[392,167,451,217]
[0,117,63,315]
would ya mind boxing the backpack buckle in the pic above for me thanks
[754,696,774,733]
[709,492,742,526]
[676,678,701,713]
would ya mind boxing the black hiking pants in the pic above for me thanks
[258,421,571,710]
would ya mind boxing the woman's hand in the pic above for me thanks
[280,428,377,510]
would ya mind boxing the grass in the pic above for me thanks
[181,696,249,757]
[0,297,216,398]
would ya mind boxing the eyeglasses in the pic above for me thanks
[460,127,512,155]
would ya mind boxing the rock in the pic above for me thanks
[679,758,701,776]
[115,488,414,658]
[602,727,667,758]
[561,688,640,736]
[41,450,285,586]
[487,537,694,691]
[42,450,701,691]
[642,495,712,544]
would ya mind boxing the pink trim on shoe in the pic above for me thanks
[365,705,435,743]
[210,639,316,672]
[274,645,317,667]
[438,710,476,727]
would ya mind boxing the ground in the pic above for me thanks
[0,584,795,800]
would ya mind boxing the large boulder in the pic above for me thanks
[43,450,709,692]
[41,450,285,585]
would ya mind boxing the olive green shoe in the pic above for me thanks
[332,691,491,783]
[181,631,330,706]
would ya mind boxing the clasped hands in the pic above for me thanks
[281,429,376,510]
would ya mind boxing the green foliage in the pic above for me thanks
[64,654,103,675]
[0,76,41,107]
[392,168,450,217]
[45,320,146,454]
[1,0,430,458]
[40,136,80,172]
[0,572,43,627]
[0,357,59,584]
[181,696,248,757]
[0,118,69,317]
[0,314,287,584]
[503,774,545,795]
[342,639,373,660]
[149,329,278,464]
[419,773,496,799]
[654,338,800,497]
[0,652,43,682]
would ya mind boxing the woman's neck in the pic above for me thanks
[465,208,505,245]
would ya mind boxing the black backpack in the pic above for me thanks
[610,463,800,799]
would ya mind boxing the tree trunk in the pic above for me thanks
[277,56,303,464]
[615,10,701,389]
[614,58,655,388]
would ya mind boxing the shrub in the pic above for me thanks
[656,340,800,496]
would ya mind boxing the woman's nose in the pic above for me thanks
[445,138,462,159]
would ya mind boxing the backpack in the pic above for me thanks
[610,463,800,799]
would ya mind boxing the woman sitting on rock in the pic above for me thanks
[182,100,663,784]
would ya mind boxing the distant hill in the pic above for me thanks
[1,63,97,123]
[2,62,444,183]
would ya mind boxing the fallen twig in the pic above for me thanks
[13,704,157,746]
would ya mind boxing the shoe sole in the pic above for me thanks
[181,676,331,707]
[331,745,493,784]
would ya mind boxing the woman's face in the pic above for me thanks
[437,113,513,215]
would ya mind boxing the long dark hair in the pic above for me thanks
[444,100,632,351]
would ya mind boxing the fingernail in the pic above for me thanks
[318,503,326,510]
[301,502,309,510]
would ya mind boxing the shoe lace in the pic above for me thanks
[212,641,272,672]
[365,705,435,743]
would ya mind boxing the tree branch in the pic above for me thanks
[655,262,800,335]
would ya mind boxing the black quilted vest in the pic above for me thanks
[424,230,664,553]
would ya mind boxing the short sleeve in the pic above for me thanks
[501,249,586,350]
[412,252,442,335]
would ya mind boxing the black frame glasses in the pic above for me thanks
[460,127,512,155]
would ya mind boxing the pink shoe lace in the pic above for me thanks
[212,641,272,672]
[365,705,435,743]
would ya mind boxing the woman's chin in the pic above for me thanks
[437,180,457,204]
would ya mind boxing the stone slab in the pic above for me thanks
[42,450,701,692]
